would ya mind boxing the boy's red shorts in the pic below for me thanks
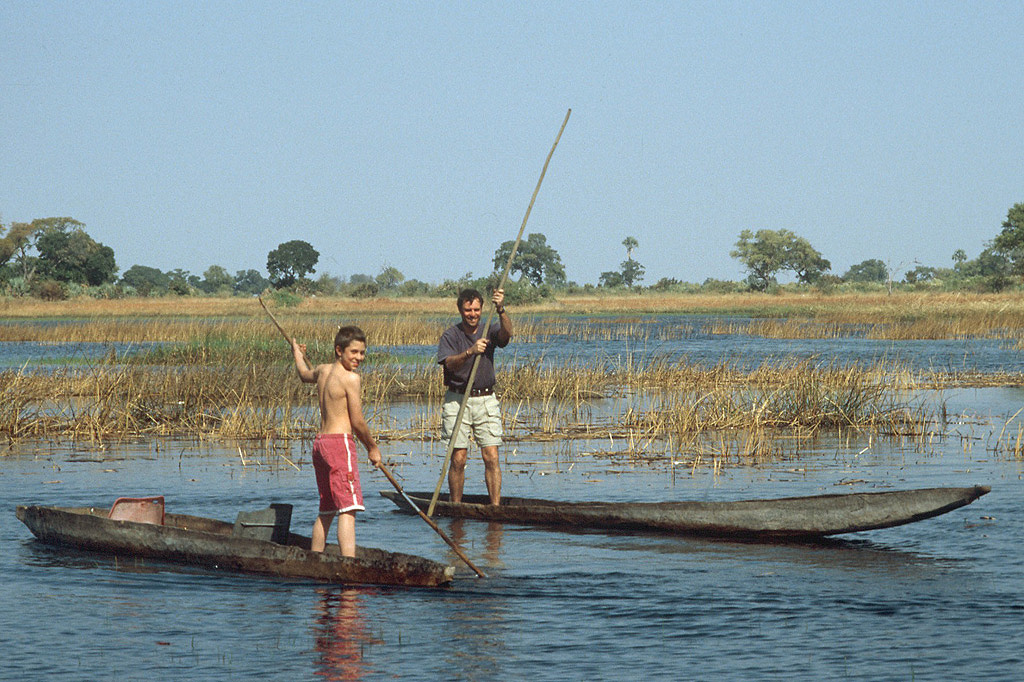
[312,433,364,513]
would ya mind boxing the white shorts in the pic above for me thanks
[440,392,503,449]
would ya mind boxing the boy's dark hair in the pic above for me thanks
[457,288,484,309]
[334,325,367,352]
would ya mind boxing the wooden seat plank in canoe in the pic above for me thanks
[108,496,165,525]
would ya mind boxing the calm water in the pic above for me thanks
[4,432,1022,681]
[3,322,1024,680]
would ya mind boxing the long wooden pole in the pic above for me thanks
[427,108,571,516]
[257,297,486,577]
[377,462,486,578]
[258,294,312,370]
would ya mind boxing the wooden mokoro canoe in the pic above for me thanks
[16,503,455,587]
[380,486,991,540]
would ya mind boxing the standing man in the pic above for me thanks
[437,288,512,505]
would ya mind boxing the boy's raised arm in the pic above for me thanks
[291,338,316,383]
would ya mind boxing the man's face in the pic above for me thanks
[459,298,483,329]
[338,340,366,371]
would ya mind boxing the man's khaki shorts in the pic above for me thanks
[440,392,503,449]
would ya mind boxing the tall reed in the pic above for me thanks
[0,354,929,446]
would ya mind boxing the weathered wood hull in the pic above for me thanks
[16,505,455,588]
[381,486,990,539]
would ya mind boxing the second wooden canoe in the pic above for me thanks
[380,486,990,540]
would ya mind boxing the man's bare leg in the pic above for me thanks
[482,445,501,505]
[448,448,468,503]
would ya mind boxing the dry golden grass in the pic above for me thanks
[0,289,1017,315]
[0,295,456,319]
[0,353,930,447]
[3,290,1024,340]
[549,290,1024,316]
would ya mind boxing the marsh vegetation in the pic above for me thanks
[1,291,1022,467]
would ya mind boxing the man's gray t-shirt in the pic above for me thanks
[437,322,509,391]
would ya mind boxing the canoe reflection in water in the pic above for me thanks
[313,588,383,682]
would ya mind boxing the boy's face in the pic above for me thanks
[459,298,483,329]
[337,340,367,371]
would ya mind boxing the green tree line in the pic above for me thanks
[2,202,1022,301]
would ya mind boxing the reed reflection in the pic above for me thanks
[312,587,381,681]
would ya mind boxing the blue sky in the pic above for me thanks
[3,2,1022,286]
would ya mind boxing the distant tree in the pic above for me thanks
[349,273,374,285]
[701,278,742,294]
[32,217,84,280]
[991,202,1024,278]
[731,230,788,290]
[731,229,830,291]
[200,265,233,294]
[0,221,41,285]
[313,273,344,296]
[622,236,639,260]
[398,278,432,297]
[786,238,831,284]
[651,276,681,292]
[960,246,1015,291]
[620,258,645,288]
[595,236,645,289]
[814,274,844,292]
[166,269,196,295]
[0,221,26,266]
[233,269,269,296]
[904,265,937,284]
[493,233,566,286]
[619,236,645,287]
[952,249,967,266]
[34,217,117,285]
[376,266,405,290]
[351,281,379,299]
[598,270,624,288]
[976,247,1012,278]
[843,259,888,283]
[121,265,169,296]
[267,240,319,288]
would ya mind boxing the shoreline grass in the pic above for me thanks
[0,289,1021,315]
[3,290,1024,341]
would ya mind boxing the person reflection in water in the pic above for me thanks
[313,588,381,681]
[448,519,505,570]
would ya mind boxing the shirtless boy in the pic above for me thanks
[291,325,382,557]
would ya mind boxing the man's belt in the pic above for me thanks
[448,385,494,397]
